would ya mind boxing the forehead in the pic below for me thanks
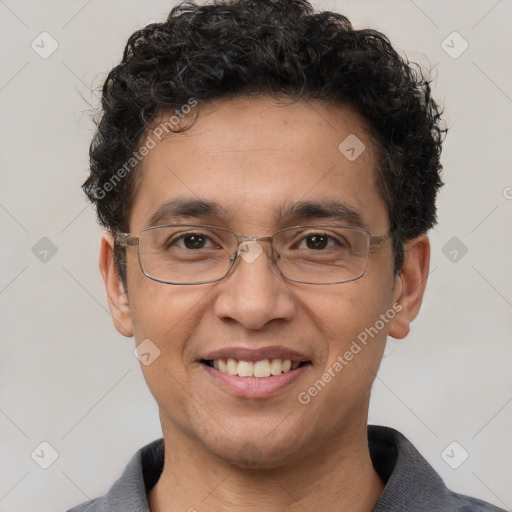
[129,96,387,234]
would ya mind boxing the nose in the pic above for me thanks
[212,240,296,330]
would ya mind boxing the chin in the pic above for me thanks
[204,431,305,469]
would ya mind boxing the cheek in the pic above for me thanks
[126,249,193,333]
[127,279,211,417]
[308,272,395,378]
[129,278,208,350]
[311,276,393,343]
[125,249,200,362]
[294,284,392,424]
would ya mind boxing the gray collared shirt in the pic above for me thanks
[66,426,506,511]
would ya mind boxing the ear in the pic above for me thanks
[99,231,133,338]
[388,234,430,340]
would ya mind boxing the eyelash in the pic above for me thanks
[168,231,346,250]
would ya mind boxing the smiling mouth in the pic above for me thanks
[201,358,311,378]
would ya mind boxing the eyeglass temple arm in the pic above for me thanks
[370,231,393,246]
[114,232,139,247]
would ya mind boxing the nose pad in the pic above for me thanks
[237,239,264,264]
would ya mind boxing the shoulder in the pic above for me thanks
[66,498,105,512]
[448,493,507,512]
[369,426,507,512]
[64,438,164,512]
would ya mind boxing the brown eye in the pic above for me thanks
[305,234,329,250]
[295,232,340,251]
[182,234,208,249]
[169,233,216,250]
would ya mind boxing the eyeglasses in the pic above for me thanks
[114,224,392,285]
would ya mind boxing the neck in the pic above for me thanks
[148,415,384,512]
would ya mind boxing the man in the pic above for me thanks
[68,0,505,510]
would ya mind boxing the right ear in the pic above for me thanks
[99,231,133,338]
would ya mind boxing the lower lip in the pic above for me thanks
[201,363,310,398]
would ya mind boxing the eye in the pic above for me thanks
[296,232,341,250]
[170,233,217,250]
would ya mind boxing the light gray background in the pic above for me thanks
[0,1,511,511]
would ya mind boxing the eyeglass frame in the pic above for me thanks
[114,223,393,286]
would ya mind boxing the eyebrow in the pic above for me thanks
[146,198,229,227]
[145,198,367,230]
[275,200,367,229]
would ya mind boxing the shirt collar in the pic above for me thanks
[80,426,503,512]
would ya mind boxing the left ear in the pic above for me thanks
[388,234,430,339]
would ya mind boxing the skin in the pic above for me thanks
[100,96,430,511]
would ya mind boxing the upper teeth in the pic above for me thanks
[212,358,300,378]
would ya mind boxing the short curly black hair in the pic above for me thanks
[84,0,446,282]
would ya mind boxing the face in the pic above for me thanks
[103,96,418,468]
